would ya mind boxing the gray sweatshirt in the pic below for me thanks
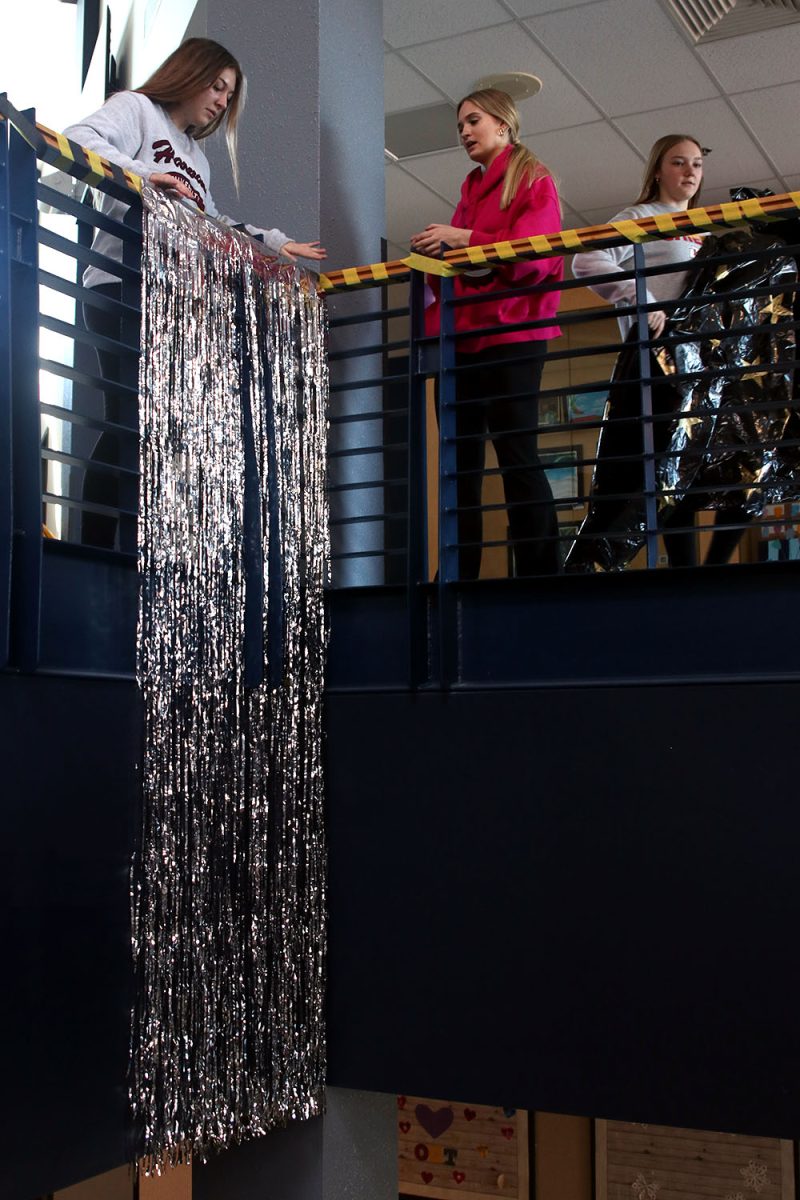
[571,200,705,338]
[63,90,291,287]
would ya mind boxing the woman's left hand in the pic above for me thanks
[410,224,471,255]
[281,240,327,261]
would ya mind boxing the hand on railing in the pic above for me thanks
[280,240,327,262]
[409,223,472,255]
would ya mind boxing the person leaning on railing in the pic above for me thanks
[63,36,326,549]
[568,134,750,571]
[410,88,563,579]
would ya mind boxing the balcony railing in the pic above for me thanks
[2,94,800,685]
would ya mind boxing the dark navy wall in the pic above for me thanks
[324,681,800,1139]
[1,673,139,1200]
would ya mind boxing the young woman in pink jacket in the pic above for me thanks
[411,88,563,578]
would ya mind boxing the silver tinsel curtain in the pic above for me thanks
[131,188,328,1168]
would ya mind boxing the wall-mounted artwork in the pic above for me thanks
[567,391,608,424]
[398,1095,528,1200]
[595,1119,795,1200]
[542,446,583,509]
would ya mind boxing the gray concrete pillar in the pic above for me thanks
[194,0,387,586]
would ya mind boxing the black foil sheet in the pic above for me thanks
[566,229,799,572]
[131,187,329,1169]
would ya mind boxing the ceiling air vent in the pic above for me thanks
[666,0,800,42]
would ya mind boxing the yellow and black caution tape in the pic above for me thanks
[3,95,800,294]
[320,191,800,293]
[0,94,143,201]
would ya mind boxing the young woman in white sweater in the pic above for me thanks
[63,38,325,547]
[572,135,705,338]
[569,135,750,569]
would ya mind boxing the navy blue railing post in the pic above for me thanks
[407,268,429,688]
[118,202,142,555]
[0,111,12,667]
[633,241,659,569]
[438,271,459,686]
[8,110,42,670]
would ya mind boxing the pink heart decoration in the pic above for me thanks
[399,1120,411,1134]
[421,1171,433,1184]
[453,1170,466,1184]
[501,1126,514,1139]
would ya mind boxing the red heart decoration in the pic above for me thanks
[399,1121,411,1134]
[453,1171,466,1184]
[421,1172,433,1184]
[397,1095,407,1109]
[501,1126,514,1140]
[464,1108,476,1121]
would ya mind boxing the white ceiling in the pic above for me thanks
[383,0,800,259]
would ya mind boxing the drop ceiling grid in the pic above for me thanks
[384,0,800,238]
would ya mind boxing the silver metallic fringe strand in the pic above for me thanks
[132,187,329,1170]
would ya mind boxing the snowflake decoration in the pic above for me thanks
[740,1159,768,1193]
[631,1172,661,1200]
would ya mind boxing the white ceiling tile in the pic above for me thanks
[615,98,773,192]
[784,175,800,192]
[385,52,446,111]
[397,149,466,207]
[698,23,800,92]
[729,84,800,178]
[529,122,646,211]
[383,0,509,49]
[524,0,720,115]
[386,164,456,246]
[505,0,606,14]
[403,21,601,127]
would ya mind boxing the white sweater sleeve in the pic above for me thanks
[571,206,653,306]
[204,204,290,257]
[63,92,160,182]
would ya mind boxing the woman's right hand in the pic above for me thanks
[648,309,667,337]
[149,173,196,201]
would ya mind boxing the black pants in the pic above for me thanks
[81,282,140,549]
[447,341,560,579]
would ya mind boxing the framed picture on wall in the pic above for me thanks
[539,393,564,427]
[567,391,607,424]
[595,1119,795,1200]
[542,447,583,509]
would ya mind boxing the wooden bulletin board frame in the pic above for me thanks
[595,1118,795,1200]
[398,1096,529,1200]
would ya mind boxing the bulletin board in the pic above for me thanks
[398,1094,529,1200]
[595,1119,795,1200]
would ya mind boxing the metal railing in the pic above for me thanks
[2,93,800,683]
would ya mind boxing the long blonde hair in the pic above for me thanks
[457,88,554,211]
[136,38,246,191]
[635,133,704,206]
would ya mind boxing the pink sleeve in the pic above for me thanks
[470,174,562,285]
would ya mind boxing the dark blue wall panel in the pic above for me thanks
[324,683,800,1139]
[1,674,139,1200]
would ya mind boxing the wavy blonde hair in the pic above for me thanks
[457,88,555,211]
[635,133,704,206]
[136,38,246,191]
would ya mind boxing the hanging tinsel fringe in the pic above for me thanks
[131,188,329,1169]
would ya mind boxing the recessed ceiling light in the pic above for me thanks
[473,72,542,100]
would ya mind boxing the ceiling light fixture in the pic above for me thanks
[473,71,543,100]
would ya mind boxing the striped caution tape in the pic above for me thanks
[320,191,800,292]
[4,95,800,294]
[0,94,142,203]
